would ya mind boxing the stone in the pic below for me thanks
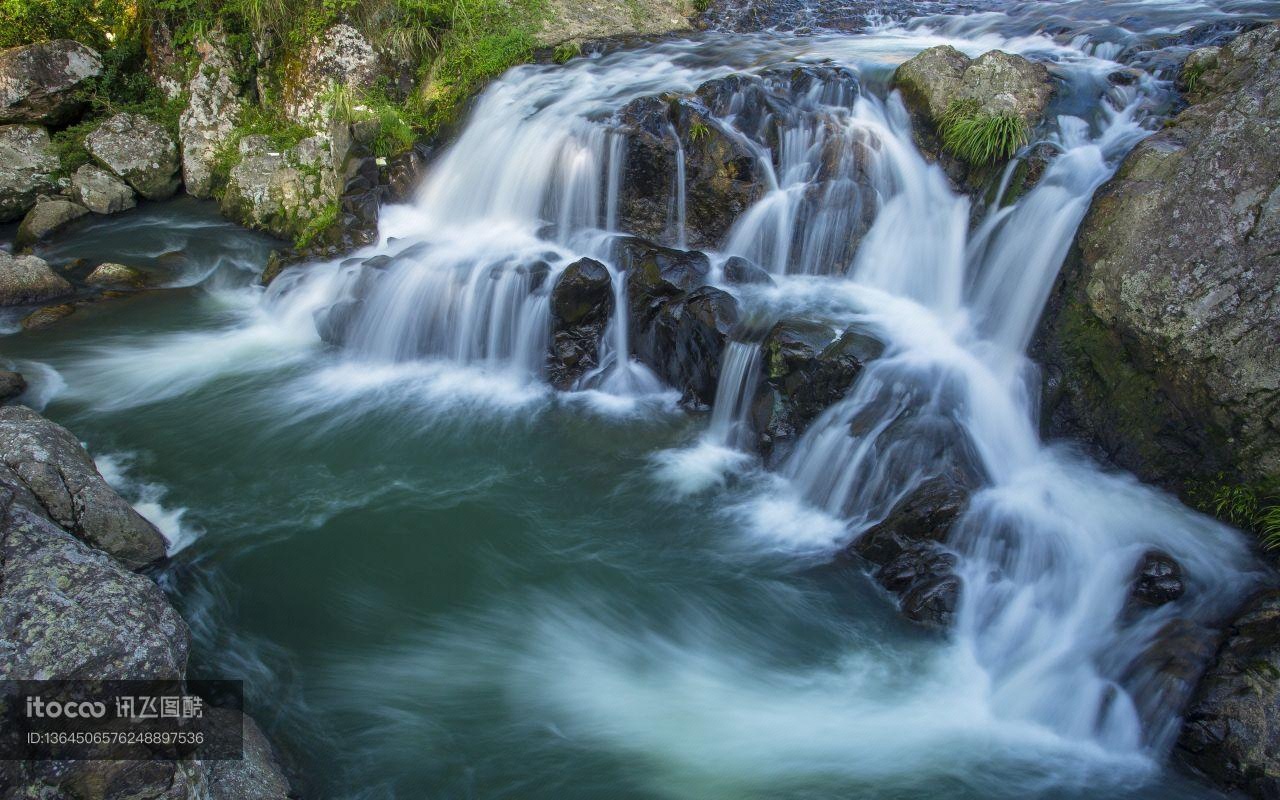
[15,198,89,247]
[85,262,148,289]
[722,256,774,286]
[1178,591,1280,798]
[0,370,25,402]
[204,710,292,799]
[548,257,614,389]
[180,34,245,198]
[0,251,71,306]
[1131,550,1185,607]
[537,0,692,46]
[893,45,1053,127]
[220,134,339,243]
[0,39,102,125]
[0,124,59,221]
[1037,23,1280,492]
[282,24,381,128]
[85,112,182,200]
[20,303,75,330]
[0,404,168,568]
[71,163,137,214]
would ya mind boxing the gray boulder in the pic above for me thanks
[72,163,137,214]
[0,39,102,125]
[1038,23,1280,492]
[15,198,90,247]
[0,251,71,306]
[85,112,182,200]
[180,35,244,198]
[0,404,167,568]
[0,124,59,221]
[1177,591,1280,798]
[894,45,1053,127]
[281,23,381,128]
[221,134,339,243]
[85,261,148,289]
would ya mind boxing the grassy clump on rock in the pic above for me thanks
[938,99,1028,166]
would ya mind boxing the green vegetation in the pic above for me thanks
[688,120,710,142]
[938,99,1028,166]
[294,198,338,247]
[552,41,579,64]
[1192,477,1280,549]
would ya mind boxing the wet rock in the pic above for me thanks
[901,573,961,628]
[619,236,711,297]
[15,198,89,247]
[204,710,292,799]
[71,163,137,215]
[893,45,973,124]
[86,262,148,289]
[0,124,60,222]
[721,255,774,286]
[0,371,25,402]
[0,405,167,568]
[180,34,245,198]
[0,40,102,126]
[750,320,883,456]
[0,252,71,306]
[548,257,614,389]
[1177,591,1280,797]
[85,112,182,200]
[385,143,431,202]
[1123,617,1221,749]
[894,45,1053,128]
[1131,550,1185,608]
[282,24,382,128]
[1037,23,1280,493]
[20,303,75,330]
[615,91,764,249]
[221,134,339,243]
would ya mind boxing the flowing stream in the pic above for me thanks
[5,2,1280,798]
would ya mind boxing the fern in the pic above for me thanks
[938,99,1028,166]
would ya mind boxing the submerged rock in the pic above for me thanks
[0,39,102,125]
[721,256,774,286]
[20,303,76,330]
[548,257,614,389]
[85,112,182,200]
[1038,23,1280,493]
[0,124,60,221]
[15,198,90,247]
[751,320,883,457]
[1178,591,1280,797]
[86,262,149,289]
[0,252,72,306]
[0,405,167,568]
[0,371,25,402]
[72,163,137,215]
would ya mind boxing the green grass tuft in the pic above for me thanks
[1191,475,1280,550]
[938,99,1028,167]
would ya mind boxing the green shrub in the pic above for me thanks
[0,0,129,49]
[1192,476,1280,550]
[938,99,1028,166]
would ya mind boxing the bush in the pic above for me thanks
[939,99,1028,166]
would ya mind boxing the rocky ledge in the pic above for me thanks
[0,405,292,799]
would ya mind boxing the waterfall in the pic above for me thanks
[706,340,763,448]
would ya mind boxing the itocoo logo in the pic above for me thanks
[25,696,108,719]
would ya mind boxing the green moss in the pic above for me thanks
[552,41,580,65]
[938,99,1028,166]
[294,198,338,248]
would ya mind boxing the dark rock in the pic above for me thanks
[386,143,432,202]
[1123,618,1221,748]
[0,40,102,126]
[0,371,26,402]
[750,320,883,456]
[901,573,961,628]
[722,255,774,286]
[1131,550,1185,607]
[1036,23,1280,494]
[0,405,167,568]
[1177,591,1280,797]
[548,257,614,389]
[618,236,711,299]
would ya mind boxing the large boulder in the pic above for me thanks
[0,405,167,568]
[0,252,71,306]
[71,163,136,214]
[893,45,1053,128]
[221,134,339,243]
[0,39,102,125]
[750,320,883,457]
[1038,23,1280,493]
[15,198,90,247]
[1177,591,1280,797]
[537,0,692,45]
[0,124,60,221]
[620,238,740,406]
[282,23,381,128]
[548,257,614,389]
[86,262,148,289]
[179,35,245,198]
[85,112,182,200]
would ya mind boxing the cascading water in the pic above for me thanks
[15,2,1280,797]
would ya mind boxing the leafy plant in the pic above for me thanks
[552,41,580,65]
[1192,475,1280,550]
[688,121,711,142]
[938,99,1028,166]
